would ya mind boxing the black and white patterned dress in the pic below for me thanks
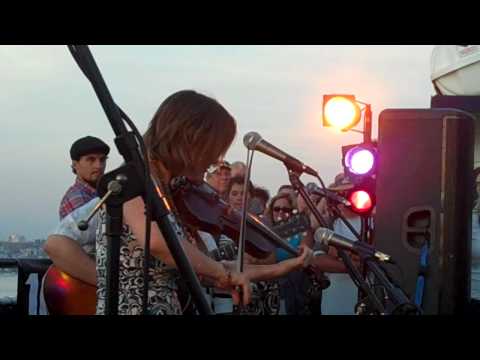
[95,210,182,315]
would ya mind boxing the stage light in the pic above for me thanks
[344,145,377,176]
[348,190,373,214]
[341,143,377,215]
[323,95,361,131]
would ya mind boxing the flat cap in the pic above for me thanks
[70,136,110,160]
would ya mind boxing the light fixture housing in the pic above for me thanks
[323,94,361,131]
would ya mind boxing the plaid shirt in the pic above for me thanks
[59,177,97,220]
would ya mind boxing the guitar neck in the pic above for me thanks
[271,212,311,238]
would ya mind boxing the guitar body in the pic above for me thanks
[43,265,96,315]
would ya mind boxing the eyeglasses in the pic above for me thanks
[207,161,231,175]
[273,206,292,213]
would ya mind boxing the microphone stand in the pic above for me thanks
[288,170,382,313]
[288,170,329,229]
[357,216,370,308]
[337,250,386,314]
[329,206,362,241]
[67,45,212,315]
[364,258,421,315]
[103,176,125,315]
[287,169,418,315]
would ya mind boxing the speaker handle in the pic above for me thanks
[401,206,436,255]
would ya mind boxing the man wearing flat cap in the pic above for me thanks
[41,137,109,308]
[59,136,110,220]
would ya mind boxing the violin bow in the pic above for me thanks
[233,148,255,314]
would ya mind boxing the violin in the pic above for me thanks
[170,177,300,260]
[171,177,331,302]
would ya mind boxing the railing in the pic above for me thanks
[0,258,52,315]
[0,259,19,268]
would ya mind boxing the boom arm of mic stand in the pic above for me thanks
[289,169,360,240]
[337,250,387,314]
[67,45,212,315]
[329,206,362,242]
[287,170,329,228]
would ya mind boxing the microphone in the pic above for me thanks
[243,131,318,177]
[309,188,351,207]
[314,227,391,263]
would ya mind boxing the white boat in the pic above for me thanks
[431,45,480,95]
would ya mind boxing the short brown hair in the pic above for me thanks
[227,175,254,197]
[144,90,237,176]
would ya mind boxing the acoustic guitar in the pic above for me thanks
[42,241,241,315]
[271,212,311,239]
[43,265,96,315]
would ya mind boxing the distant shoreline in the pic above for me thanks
[0,269,17,275]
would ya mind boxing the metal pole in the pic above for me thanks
[105,197,122,315]
[364,104,372,143]
[288,170,329,229]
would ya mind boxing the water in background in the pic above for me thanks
[0,272,18,299]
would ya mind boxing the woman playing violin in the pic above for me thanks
[95,90,312,315]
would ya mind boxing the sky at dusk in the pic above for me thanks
[0,45,436,239]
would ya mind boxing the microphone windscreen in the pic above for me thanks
[243,131,262,150]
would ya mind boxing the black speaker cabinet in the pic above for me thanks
[374,108,475,314]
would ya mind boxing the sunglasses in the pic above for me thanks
[273,206,292,213]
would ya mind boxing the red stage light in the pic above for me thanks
[348,190,373,213]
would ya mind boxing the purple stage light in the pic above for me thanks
[345,147,375,175]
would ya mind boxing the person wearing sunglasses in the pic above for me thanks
[313,173,363,315]
[264,193,314,314]
[276,184,298,209]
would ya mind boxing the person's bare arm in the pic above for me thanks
[123,196,251,304]
[244,252,276,265]
[311,254,347,273]
[223,245,313,282]
[301,230,314,248]
[43,235,96,285]
[310,197,333,230]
